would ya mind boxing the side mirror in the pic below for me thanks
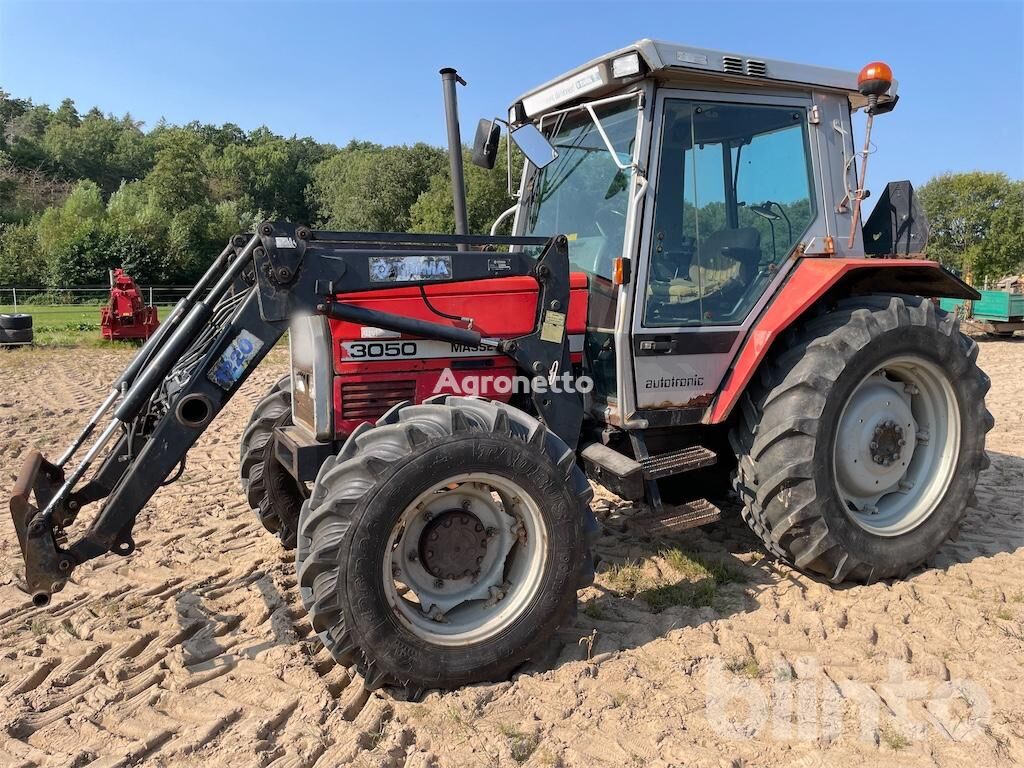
[471,119,501,169]
[510,123,558,169]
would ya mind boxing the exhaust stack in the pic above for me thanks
[440,67,469,244]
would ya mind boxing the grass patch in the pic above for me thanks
[725,656,761,678]
[498,723,539,764]
[30,618,48,637]
[604,561,646,597]
[880,722,911,751]
[582,601,604,620]
[602,550,746,613]
[995,607,1014,621]
[640,580,717,611]
[662,548,745,585]
[0,303,175,329]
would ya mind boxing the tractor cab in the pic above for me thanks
[477,40,899,428]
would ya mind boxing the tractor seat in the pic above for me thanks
[652,227,761,301]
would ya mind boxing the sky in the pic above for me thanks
[1,0,1022,198]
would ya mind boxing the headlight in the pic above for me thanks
[612,52,641,79]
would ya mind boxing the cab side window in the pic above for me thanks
[644,99,816,327]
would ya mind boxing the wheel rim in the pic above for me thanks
[383,472,548,645]
[833,355,961,536]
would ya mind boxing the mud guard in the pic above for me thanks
[708,258,979,424]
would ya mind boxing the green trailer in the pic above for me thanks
[940,289,1024,336]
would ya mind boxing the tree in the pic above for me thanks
[145,128,209,211]
[308,141,445,232]
[410,138,523,235]
[52,98,80,128]
[0,221,47,285]
[918,172,1024,284]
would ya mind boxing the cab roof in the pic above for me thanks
[512,39,897,119]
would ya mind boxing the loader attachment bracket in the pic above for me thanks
[10,450,73,606]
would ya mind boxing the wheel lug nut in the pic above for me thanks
[422,510,434,521]
[426,550,434,558]
[461,500,471,510]
[434,578,444,589]
[430,531,438,541]
[870,441,878,450]
[408,551,418,561]
[476,556,484,565]
[475,523,483,532]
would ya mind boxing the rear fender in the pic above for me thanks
[708,258,978,424]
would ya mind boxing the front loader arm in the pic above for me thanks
[9,223,578,607]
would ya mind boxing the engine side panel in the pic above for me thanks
[327,275,589,437]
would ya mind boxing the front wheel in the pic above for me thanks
[297,397,593,692]
[731,295,993,583]
[239,375,306,548]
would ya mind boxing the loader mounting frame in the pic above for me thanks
[10,223,580,607]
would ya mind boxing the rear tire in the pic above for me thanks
[297,396,593,693]
[239,375,306,548]
[731,295,992,583]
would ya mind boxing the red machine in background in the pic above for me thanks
[100,269,160,341]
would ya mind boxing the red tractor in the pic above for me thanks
[100,268,160,341]
[12,41,991,696]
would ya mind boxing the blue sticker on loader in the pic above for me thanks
[208,330,264,390]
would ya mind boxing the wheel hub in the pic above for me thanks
[832,357,960,536]
[420,511,489,580]
[870,419,905,466]
[384,473,548,645]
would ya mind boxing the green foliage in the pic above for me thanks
[410,138,523,235]
[0,88,530,288]
[918,172,1024,284]
[0,220,46,284]
[309,141,446,232]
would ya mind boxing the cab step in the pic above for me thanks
[629,498,722,535]
[639,445,717,480]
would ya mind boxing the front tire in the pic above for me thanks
[297,396,593,692]
[239,375,306,548]
[731,295,992,583]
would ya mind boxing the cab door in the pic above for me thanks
[628,89,821,419]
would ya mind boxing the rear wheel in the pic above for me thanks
[297,396,593,693]
[731,295,992,583]
[239,375,306,548]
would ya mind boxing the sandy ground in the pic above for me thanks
[0,339,1021,768]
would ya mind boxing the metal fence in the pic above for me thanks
[0,286,192,328]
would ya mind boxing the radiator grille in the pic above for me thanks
[341,380,416,421]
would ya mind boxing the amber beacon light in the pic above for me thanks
[857,61,894,102]
[847,60,894,247]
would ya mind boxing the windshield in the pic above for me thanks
[522,99,638,280]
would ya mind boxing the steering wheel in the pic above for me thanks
[650,237,696,282]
